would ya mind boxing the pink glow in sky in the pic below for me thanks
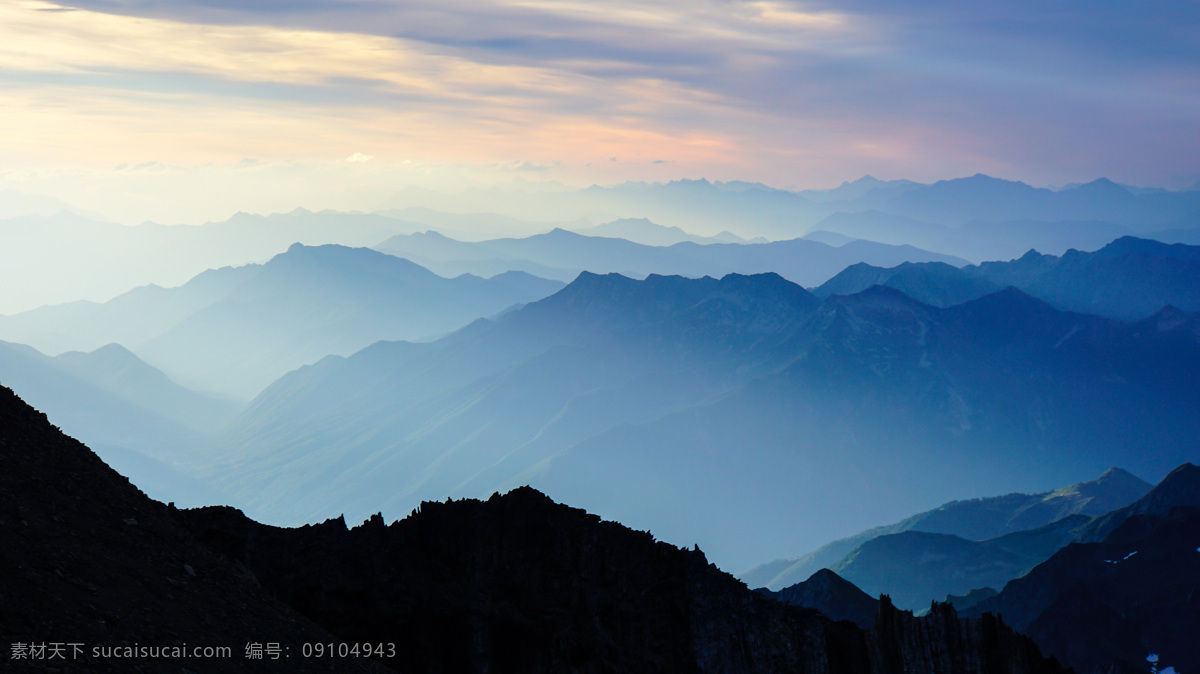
[1,0,1197,223]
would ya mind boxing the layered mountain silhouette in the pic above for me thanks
[760,568,880,629]
[809,212,1137,263]
[0,209,422,314]
[816,237,1200,320]
[0,339,232,508]
[826,516,1091,611]
[572,217,758,246]
[742,467,1152,591]
[5,176,1197,314]
[965,464,1200,674]
[0,383,1065,673]
[382,174,1200,242]
[210,273,1199,571]
[0,384,386,673]
[0,244,563,399]
[373,227,968,286]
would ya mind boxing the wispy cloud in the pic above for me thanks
[0,0,1196,204]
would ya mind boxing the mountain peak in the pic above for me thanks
[768,568,878,629]
[1073,177,1129,195]
[1095,466,1146,485]
[1136,463,1200,514]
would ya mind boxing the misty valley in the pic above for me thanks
[3,175,1199,673]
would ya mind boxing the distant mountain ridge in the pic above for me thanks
[572,217,758,246]
[965,464,1200,674]
[741,467,1151,591]
[0,339,235,507]
[373,226,969,286]
[0,382,1066,673]
[816,236,1200,320]
[4,175,1197,313]
[827,515,1092,611]
[0,243,564,399]
[383,174,1200,244]
[0,208,424,314]
[209,272,1198,571]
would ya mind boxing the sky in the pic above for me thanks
[0,0,1198,224]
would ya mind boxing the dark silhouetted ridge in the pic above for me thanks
[0,384,382,673]
[178,486,1066,674]
[765,569,879,629]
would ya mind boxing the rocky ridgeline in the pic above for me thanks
[180,489,1066,673]
[0,385,383,673]
[0,381,1066,673]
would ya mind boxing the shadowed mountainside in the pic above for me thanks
[815,236,1200,320]
[0,384,385,673]
[0,382,1066,673]
[741,467,1151,591]
[212,273,1199,572]
[966,464,1200,674]
[761,569,880,629]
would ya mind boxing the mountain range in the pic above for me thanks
[5,174,1196,315]
[572,217,762,246]
[742,467,1152,592]
[0,339,233,508]
[0,382,1065,673]
[383,175,1200,242]
[373,226,968,286]
[0,244,563,399]
[816,236,1200,320]
[205,271,1200,572]
[965,463,1200,674]
[758,462,1200,674]
[0,208,427,314]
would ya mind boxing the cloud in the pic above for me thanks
[0,0,1196,188]
[345,152,374,163]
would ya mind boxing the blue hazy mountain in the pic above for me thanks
[374,227,968,285]
[0,340,231,507]
[572,218,758,246]
[0,263,260,355]
[209,274,1199,572]
[0,209,423,314]
[809,211,1139,263]
[876,175,1200,230]
[741,467,1151,591]
[826,516,1092,611]
[52,343,241,432]
[0,243,563,399]
[816,236,1200,320]
[383,175,1200,242]
[965,464,1200,674]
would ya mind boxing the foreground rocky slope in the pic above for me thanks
[0,381,1069,673]
[179,489,1066,673]
[0,385,382,673]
